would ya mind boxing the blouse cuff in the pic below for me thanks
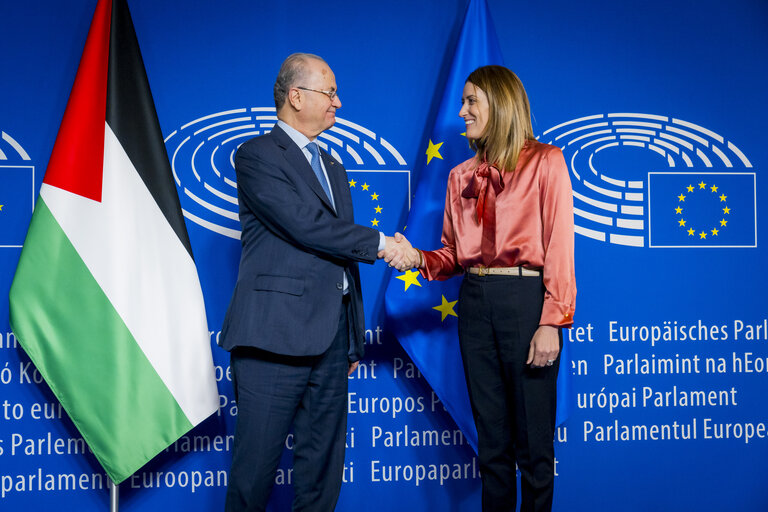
[418,250,448,281]
[540,298,575,327]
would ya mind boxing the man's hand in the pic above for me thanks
[526,325,560,368]
[348,361,359,376]
[377,232,419,271]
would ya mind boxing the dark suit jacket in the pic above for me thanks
[220,124,379,362]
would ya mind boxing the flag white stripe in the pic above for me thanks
[41,123,218,425]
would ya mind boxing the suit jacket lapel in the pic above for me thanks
[322,151,350,220]
[271,125,336,213]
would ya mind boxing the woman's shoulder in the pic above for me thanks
[523,139,563,158]
[523,140,567,173]
[448,157,479,178]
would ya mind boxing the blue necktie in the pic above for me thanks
[306,142,334,208]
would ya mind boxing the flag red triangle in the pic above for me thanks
[43,0,112,203]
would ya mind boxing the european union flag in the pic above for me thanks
[648,172,756,247]
[384,0,571,453]
[0,165,35,247]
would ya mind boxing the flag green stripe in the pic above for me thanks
[9,198,193,483]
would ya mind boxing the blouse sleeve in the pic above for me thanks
[419,171,463,281]
[539,147,576,327]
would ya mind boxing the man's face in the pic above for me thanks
[297,59,342,138]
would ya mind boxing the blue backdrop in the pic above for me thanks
[1,1,766,510]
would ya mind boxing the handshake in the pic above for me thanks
[377,233,421,272]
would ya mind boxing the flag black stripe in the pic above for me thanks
[106,0,193,258]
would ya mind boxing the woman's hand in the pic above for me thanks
[526,325,560,368]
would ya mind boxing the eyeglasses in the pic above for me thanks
[296,86,338,101]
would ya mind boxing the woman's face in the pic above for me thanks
[459,81,490,140]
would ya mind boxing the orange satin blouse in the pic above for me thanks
[420,140,576,327]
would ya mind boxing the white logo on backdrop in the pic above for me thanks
[540,113,754,248]
[0,131,31,162]
[165,108,410,239]
[0,130,35,248]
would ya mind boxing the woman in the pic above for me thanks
[405,65,575,511]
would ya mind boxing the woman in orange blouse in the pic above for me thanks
[404,65,575,511]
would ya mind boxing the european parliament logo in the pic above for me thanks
[540,113,756,248]
[0,130,35,248]
[164,108,409,240]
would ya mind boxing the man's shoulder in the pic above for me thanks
[236,129,284,158]
[242,128,281,149]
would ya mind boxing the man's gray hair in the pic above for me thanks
[273,53,326,110]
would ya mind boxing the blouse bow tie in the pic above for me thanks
[461,161,505,223]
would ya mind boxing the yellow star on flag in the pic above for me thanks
[723,206,731,214]
[686,184,694,192]
[699,231,707,239]
[698,181,706,189]
[348,179,356,187]
[719,194,727,202]
[371,218,379,227]
[0,205,3,211]
[720,219,727,227]
[711,228,719,236]
[433,295,458,321]
[675,206,683,214]
[678,219,686,227]
[396,270,422,291]
[687,228,695,236]
[677,194,686,202]
[362,183,370,191]
[426,139,444,165]
[374,205,382,213]
[710,185,718,193]
[371,192,379,201]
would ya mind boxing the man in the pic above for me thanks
[220,53,408,511]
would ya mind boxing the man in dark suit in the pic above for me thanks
[221,53,408,512]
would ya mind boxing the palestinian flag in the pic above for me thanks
[8,0,218,484]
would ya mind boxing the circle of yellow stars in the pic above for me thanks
[675,180,730,239]
[348,179,383,227]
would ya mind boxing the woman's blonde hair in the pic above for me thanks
[465,65,535,172]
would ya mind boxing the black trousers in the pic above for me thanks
[225,300,350,512]
[458,273,560,512]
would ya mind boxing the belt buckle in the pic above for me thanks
[477,266,487,277]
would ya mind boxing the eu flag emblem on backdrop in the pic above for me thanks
[648,172,756,247]
[348,170,409,235]
[384,0,571,453]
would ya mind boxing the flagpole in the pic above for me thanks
[109,480,119,512]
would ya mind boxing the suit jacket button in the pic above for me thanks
[336,283,343,290]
